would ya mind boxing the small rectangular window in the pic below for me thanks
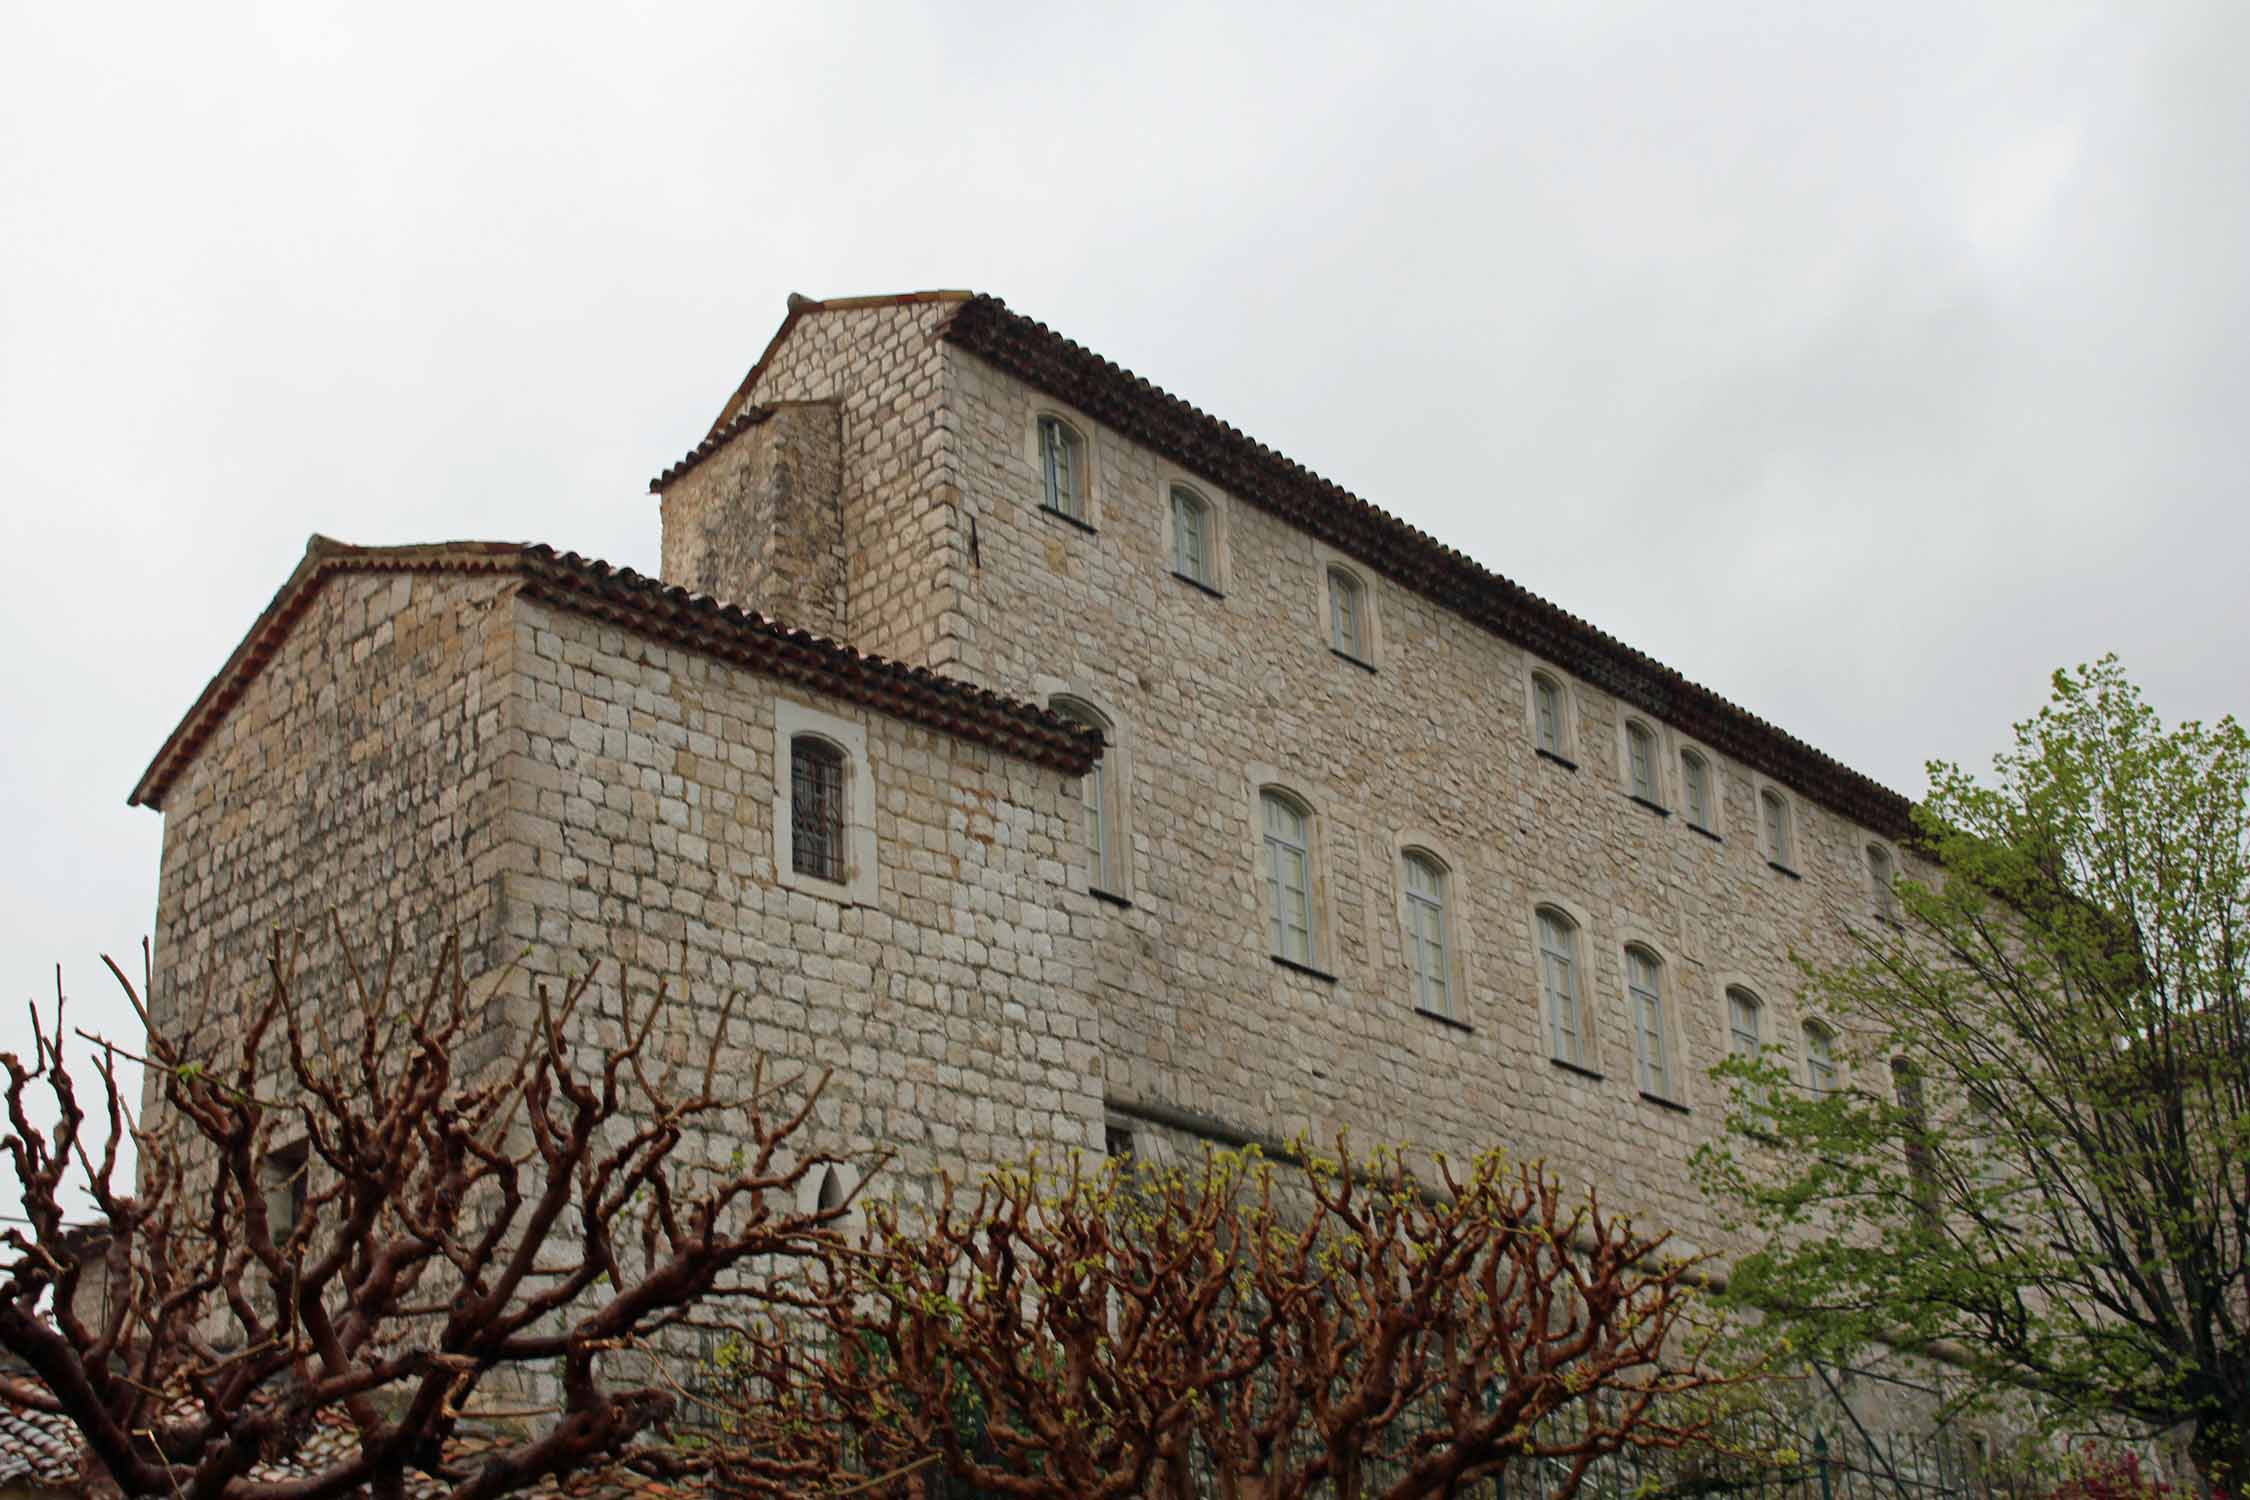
[1683,754,1711,828]
[791,738,847,883]
[1263,793,1315,965]
[1628,949,1668,1097]
[1538,910,1585,1066]
[1533,676,1563,755]
[1627,724,1657,801]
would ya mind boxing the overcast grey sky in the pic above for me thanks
[3,2,2245,1138]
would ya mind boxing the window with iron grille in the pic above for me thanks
[790,736,847,884]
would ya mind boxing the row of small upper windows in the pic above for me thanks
[1039,414,1367,642]
[1534,668,1900,914]
[1043,416,1894,906]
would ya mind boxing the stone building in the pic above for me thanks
[130,287,1921,1259]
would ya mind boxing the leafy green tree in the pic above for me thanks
[1697,659,2248,1494]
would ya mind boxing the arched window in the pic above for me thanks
[1868,844,1899,921]
[1403,852,1451,1018]
[816,1166,847,1214]
[1726,987,1763,1064]
[1626,946,1670,1097]
[790,735,848,884]
[1328,568,1365,659]
[1761,789,1794,868]
[1051,698,1120,894]
[1038,414,1087,519]
[1626,721,1659,803]
[1171,485,1213,587]
[1532,672,1567,757]
[1803,1021,1838,1094]
[1536,907,1586,1067]
[1682,750,1713,831]
[1261,790,1316,965]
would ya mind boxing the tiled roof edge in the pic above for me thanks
[511,547,1101,779]
[649,404,775,492]
[129,537,1101,810]
[937,294,1915,841]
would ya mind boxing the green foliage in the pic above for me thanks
[1694,659,2248,1489]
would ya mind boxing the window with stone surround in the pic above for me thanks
[772,699,877,905]
[1261,789,1321,969]
[1038,414,1088,521]
[1536,907,1590,1068]
[1624,719,1662,806]
[1403,850,1452,1019]
[1328,566,1367,662]
[789,736,847,884]
[1052,696,1123,897]
[1803,1020,1839,1094]
[1761,787,1797,871]
[1867,842,1900,922]
[1626,945,1672,1099]
[1528,666,1576,765]
[1171,485,1215,588]
[1681,749,1716,833]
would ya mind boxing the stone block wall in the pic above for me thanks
[147,568,521,1097]
[496,593,1104,1206]
[924,339,1920,1256]
[659,400,846,636]
[713,298,968,670]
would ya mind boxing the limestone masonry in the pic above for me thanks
[133,288,1924,1256]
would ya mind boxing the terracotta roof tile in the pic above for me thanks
[130,537,1102,810]
[648,404,775,492]
[934,292,1915,840]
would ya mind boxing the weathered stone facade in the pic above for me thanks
[135,287,1923,1264]
[653,290,1928,1260]
[133,541,1107,1205]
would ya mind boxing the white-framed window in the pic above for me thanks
[1626,945,1671,1098]
[773,699,878,905]
[1403,850,1451,1018]
[1536,906,1589,1068]
[1726,986,1763,1064]
[1051,696,1123,896]
[1328,567,1366,659]
[1867,843,1900,922]
[1261,789,1319,967]
[1681,749,1715,832]
[1036,413,1089,521]
[1171,484,1215,588]
[1529,668,1573,761]
[1625,719,1661,804]
[1760,787,1796,869]
[1803,1020,1839,1094]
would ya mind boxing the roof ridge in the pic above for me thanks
[937,293,1916,841]
[129,538,1100,810]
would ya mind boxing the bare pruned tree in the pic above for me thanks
[715,1142,1756,1500]
[0,925,871,1500]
